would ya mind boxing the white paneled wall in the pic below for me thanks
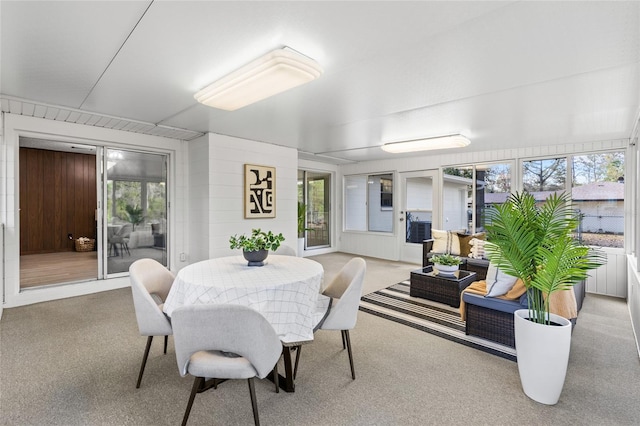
[205,133,298,259]
[627,256,640,357]
[586,248,627,298]
[187,136,211,263]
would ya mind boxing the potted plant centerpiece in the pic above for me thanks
[229,228,285,266]
[484,192,605,405]
[431,253,462,276]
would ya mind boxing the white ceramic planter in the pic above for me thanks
[433,264,458,276]
[297,237,305,257]
[514,309,572,405]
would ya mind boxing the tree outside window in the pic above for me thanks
[522,158,566,192]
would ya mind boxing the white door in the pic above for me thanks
[398,170,440,264]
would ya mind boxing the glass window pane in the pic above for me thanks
[106,150,167,274]
[522,158,567,193]
[306,172,330,248]
[368,173,393,232]
[405,176,433,243]
[344,173,394,233]
[572,152,624,248]
[345,175,367,231]
[478,163,511,231]
[442,167,473,232]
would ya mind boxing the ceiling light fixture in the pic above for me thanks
[381,134,471,153]
[194,47,323,111]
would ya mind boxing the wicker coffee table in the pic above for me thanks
[410,266,477,308]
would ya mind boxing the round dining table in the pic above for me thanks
[163,255,327,344]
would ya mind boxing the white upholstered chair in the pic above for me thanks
[129,258,174,388]
[294,257,366,380]
[172,304,282,426]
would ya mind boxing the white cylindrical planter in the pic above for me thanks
[514,309,572,405]
[297,237,305,257]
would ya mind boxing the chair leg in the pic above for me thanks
[293,345,302,380]
[136,336,153,388]
[164,335,168,354]
[248,378,260,426]
[341,330,346,349]
[273,362,279,393]
[343,330,356,380]
[182,376,203,426]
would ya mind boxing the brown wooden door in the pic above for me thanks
[20,148,97,255]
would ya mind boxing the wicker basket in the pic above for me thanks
[75,238,95,252]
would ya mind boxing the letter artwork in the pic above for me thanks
[244,164,276,218]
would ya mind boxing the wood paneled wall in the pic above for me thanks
[20,148,97,255]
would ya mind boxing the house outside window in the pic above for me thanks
[344,173,394,233]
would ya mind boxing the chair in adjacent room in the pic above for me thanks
[111,223,133,257]
[172,304,282,426]
[294,257,366,380]
[129,258,175,388]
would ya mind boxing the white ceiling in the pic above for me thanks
[1,1,639,164]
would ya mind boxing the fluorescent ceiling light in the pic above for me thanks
[194,47,323,111]
[381,134,471,153]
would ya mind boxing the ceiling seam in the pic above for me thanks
[78,0,156,109]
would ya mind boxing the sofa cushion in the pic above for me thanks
[485,263,519,297]
[431,229,462,255]
[457,232,485,257]
[468,238,487,259]
[462,291,528,314]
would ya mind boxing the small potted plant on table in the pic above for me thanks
[229,228,285,266]
[431,253,462,276]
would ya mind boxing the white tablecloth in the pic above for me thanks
[163,255,326,343]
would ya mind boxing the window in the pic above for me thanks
[522,157,567,194]
[344,173,394,233]
[442,167,473,232]
[442,163,512,233]
[572,152,624,248]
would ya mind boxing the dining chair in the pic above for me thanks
[129,258,175,388]
[294,257,366,380]
[172,304,282,426]
[112,223,132,257]
[271,244,296,256]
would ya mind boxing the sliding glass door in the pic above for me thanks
[298,170,331,250]
[104,149,168,275]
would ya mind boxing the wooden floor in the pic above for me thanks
[20,251,98,288]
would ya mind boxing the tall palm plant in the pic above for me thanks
[484,192,605,325]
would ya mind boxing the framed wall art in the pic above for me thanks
[244,164,276,218]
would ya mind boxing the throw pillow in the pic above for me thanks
[485,263,519,297]
[431,229,461,255]
[458,232,486,257]
[469,238,487,259]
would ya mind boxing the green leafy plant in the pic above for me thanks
[485,192,605,325]
[431,253,462,266]
[123,204,144,230]
[229,228,285,252]
[298,202,312,237]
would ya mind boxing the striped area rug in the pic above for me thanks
[359,280,516,361]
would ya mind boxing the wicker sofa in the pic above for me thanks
[462,282,585,348]
[422,239,489,280]
[421,238,585,348]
